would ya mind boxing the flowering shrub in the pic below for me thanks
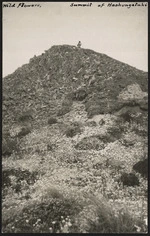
[2,191,82,233]
[2,188,146,233]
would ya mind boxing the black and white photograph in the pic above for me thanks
[2,1,148,233]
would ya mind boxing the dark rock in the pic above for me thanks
[120,172,139,186]
[133,158,148,178]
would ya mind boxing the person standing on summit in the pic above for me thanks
[77,41,82,48]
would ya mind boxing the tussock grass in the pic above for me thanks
[2,186,146,233]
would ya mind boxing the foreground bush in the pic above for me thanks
[2,137,18,156]
[2,188,82,233]
[74,195,144,233]
[2,190,146,233]
[48,117,57,125]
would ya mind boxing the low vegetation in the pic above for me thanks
[2,187,146,233]
[48,117,57,125]
[65,122,81,137]
[17,127,31,138]
[57,106,71,116]
[2,137,18,157]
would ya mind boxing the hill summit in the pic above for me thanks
[3,44,148,127]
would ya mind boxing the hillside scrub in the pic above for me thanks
[65,122,81,137]
[57,106,71,116]
[48,117,57,125]
[2,188,146,233]
[75,136,105,150]
[17,127,31,138]
[73,88,87,101]
[2,137,18,157]
[18,111,33,122]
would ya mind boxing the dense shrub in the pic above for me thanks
[48,117,57,125]
[120,111,133,123]
[18,111,33,122]
[2,168,38,196]
[120,173,139,187]
[73,88,87,101]
[2,190,145,233]
[75,136,105,150]
[86,105,102,118]
[2,137,18,156]
[106,126,123,141]
[65,123,81,137]
[17,127,31,138]
[133,158,148,178]
[2,191,82,233]
[75,195,143,233]
[57,106,71,116]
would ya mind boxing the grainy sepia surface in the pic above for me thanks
[2,2,148,233]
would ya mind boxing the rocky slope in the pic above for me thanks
[3,44,148,127]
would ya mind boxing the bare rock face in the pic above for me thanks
[133,158,148,178]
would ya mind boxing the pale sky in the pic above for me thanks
[3,2,148,77]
